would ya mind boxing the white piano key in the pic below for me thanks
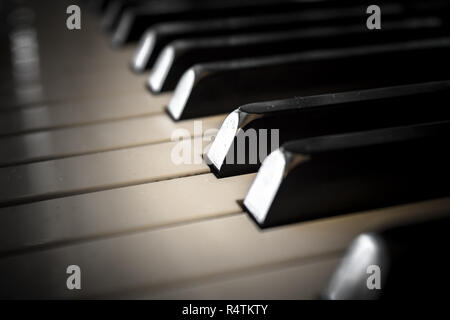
[2,6,146,109]
[0,67,150,110]
[0,113,225,166]
[0,137,211,206]
[3,1,136,81]
[0,92,171,136]
[0,197,448,298]
[0,173,255,254]
[1,13,144,109]
[115,256,341,299]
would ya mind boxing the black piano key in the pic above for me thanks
[87,0,113,14]
[147,17,445,93]
[111,0,371,47]
[323,216,450,299]
[101,0,165,32]
[101,0,138,31]
[131,4,405,72]
[205,81,450,178]
[243,121,450,228]
[167,38,450,121]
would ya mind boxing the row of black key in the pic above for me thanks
[91,0,450,299]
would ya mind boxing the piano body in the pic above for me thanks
[0,0,449,299]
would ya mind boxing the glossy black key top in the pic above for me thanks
[243,121,450,228]
[167,38,450,120]
[323,216,450,299]
[205,81,450,178]
[131,4,405,72]
[111,0,368,47]
[147,18,445,93]
[101,0,148,31]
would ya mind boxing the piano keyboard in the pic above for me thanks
[0,0,449,299]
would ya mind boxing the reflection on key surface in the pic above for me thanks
[1,0,450,300]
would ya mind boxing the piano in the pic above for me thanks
[0,0,449,299]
